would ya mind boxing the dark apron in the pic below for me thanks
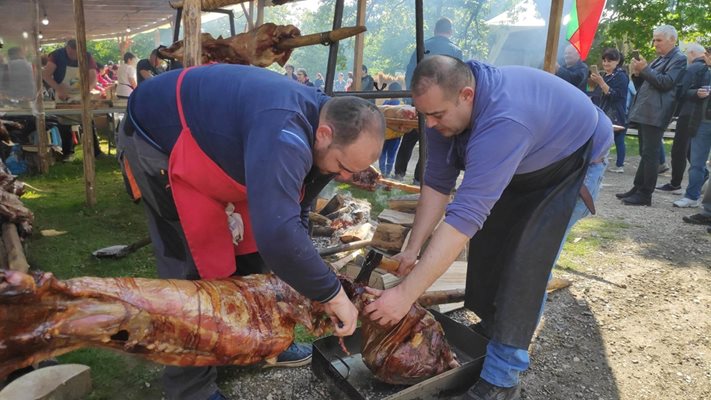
[465,138,592,349]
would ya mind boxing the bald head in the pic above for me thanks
[411,55,474,99]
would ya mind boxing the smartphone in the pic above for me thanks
[590,65,599,75]
[631,50,641,61]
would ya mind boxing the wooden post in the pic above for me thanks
[32,0,49,174]
[543,0,565,73]
[256,0,265,27]
[351,0,367,91]
[2,224,30,273]
[72,0,97,206]
[182,0,202,67]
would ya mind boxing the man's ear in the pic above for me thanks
[315,123,334,147]
[460,86,475,104]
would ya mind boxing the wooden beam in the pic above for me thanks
[256,0,265,27]
[73,0,97,207]
[2,224,30,273]
[32,0,49,174]
[351,0,367,91]
[543,0,565,73]
[182,0,202,67]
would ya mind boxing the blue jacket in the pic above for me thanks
[128,64,340,302]
[594,67,630,126]
[555,60,589,92]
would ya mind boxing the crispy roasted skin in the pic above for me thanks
[0,270,459,385]
[342,280,461,385]
[0,270,330,378]
[159,23,300,67]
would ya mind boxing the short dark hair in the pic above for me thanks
[322,96,385,147]
[7,47,22,59]
[362,64,368,73]
[66,39,77,49]
[602,48,624,66]
[411,55,474,98]
[434,18,453,35]
[123,52,135,63]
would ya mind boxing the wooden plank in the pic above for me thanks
[370,223,409,253]
[73,0,97,207]
[32,0,49,174]
[426,261,466,313]
[351,0,367,91]
[2,224,30,273]
[388,194,419,212]
[0,364,92,400]
[339,222,372,243]
[378,209,415,227]
[543,0,564,73]
[182,0,202,67]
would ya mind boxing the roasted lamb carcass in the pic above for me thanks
[0,267,459,385]
[159,23,300,67]
[0,270,331,379]
[341,251,461,385]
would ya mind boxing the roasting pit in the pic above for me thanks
[312,311,487,400]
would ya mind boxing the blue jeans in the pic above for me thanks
[684,121,711,200]
[480,160,607,388]
[379,137,401,176]
[613,129,627,167]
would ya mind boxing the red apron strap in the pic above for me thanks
[168,67,257,279]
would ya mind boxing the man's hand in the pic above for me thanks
[362,285,415,327]
[323,286,358,336]
[697,87,710,99]
[630,57,647,75]
[392,248,418,277]
[55,84,70,101]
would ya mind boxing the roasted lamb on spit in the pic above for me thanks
[159,23,300,67]
[0,267,459,384]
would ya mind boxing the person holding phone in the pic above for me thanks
[589,48,630,173]
[616,25,687,206]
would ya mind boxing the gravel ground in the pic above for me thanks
[218,154,711,400]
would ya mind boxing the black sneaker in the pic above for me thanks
[656,183,681,192]
[683,213,711,226]
[463,379,521,400]
[622,193,652,206]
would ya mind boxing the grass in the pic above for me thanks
[21,147,164,399]
[556,217,630,272]
[610,135,673,158]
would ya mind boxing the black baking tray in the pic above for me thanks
[312,310,488,400]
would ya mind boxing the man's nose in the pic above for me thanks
[425,116,438,128]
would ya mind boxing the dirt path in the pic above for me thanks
[222,155,711,400]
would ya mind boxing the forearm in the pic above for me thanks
[404,185,450,253]
[397,222,469,302]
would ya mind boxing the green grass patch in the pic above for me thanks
[556,217,629,271]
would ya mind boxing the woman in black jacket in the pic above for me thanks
[590,48,630,173]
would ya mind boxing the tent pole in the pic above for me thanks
[543,0,565,73]
[72,0,97,206]
[32,0,49,174]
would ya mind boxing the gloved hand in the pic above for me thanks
[225,203,244,245]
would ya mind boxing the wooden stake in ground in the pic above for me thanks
[2,223,29,273]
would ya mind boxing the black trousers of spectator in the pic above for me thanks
[633,124,666,197]
[669,115,692,188]
[57,123,103,156]
[393,129,421,182]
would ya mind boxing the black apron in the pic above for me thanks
[465,138,592,349]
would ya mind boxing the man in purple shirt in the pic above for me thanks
[364,56,612,400]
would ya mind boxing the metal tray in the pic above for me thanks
[312,310,488,400]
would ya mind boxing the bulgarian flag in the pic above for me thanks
[566,0,607,60]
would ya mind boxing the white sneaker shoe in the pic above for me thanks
[607,166,624,173]
[673,197,701,208]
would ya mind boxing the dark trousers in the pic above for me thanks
[393,129,421,182]
[633,124,666,196]
[670,115,692,187]
[57,123,103,156]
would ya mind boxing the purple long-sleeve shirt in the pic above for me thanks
[425,61,613,238]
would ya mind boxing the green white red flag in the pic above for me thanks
[565,0,607,60]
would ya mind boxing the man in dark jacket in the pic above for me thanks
[394,17,464,184]
[656,43,708,192]
[555,44,589,92]
[617,25,687,205]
